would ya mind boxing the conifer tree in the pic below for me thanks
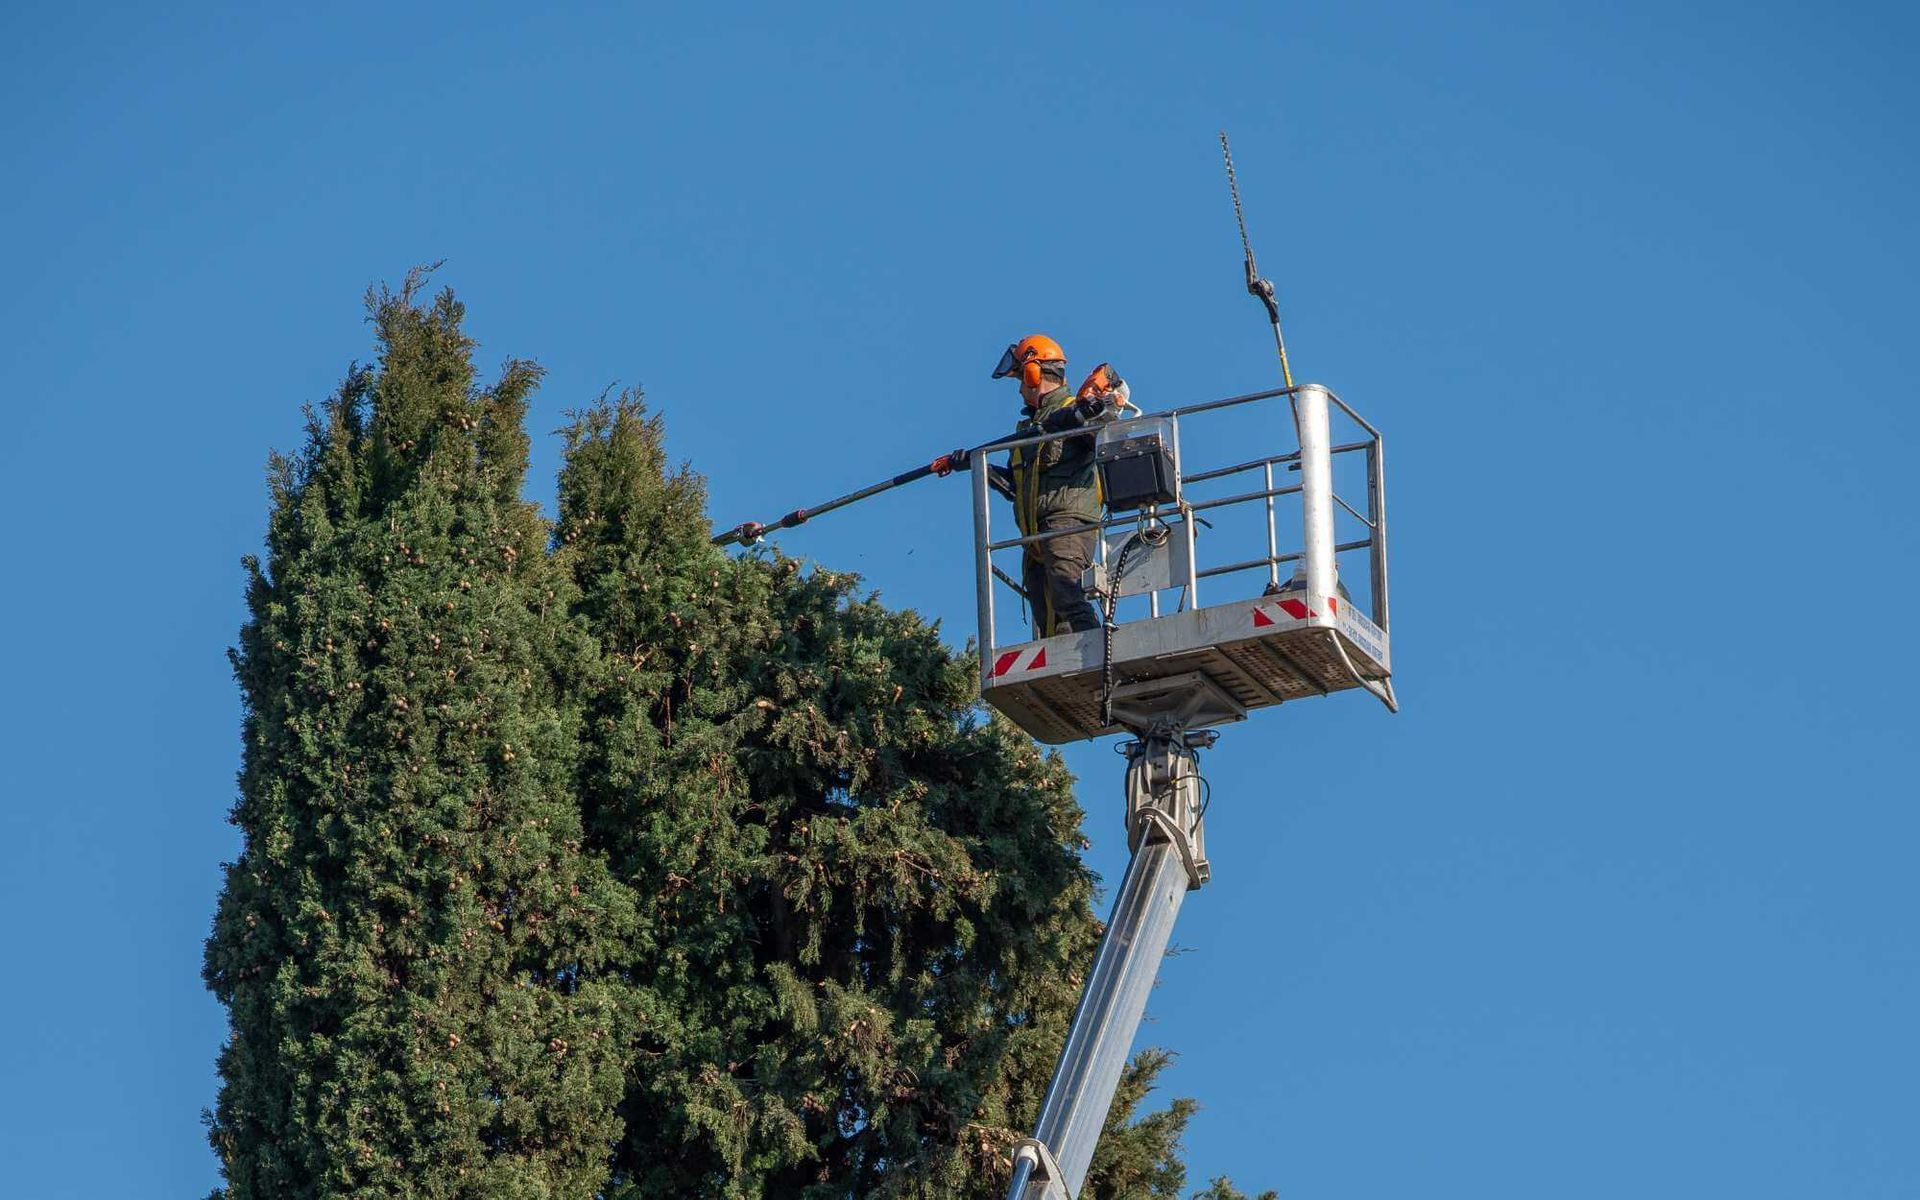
[207,280,1245,1198]
[555,396,1205,1197]
[204,273,633,1199]
[1190,1178,1279,1200]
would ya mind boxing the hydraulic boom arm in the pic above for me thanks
[1008,712,1217,1200]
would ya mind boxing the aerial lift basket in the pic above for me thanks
[987,380,1394,1200]
[971,382,1394,746]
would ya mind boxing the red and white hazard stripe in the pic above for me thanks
[1251,593,1335,627]
[990,645,1049,678]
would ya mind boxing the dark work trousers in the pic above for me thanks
[1022,516,1101,637]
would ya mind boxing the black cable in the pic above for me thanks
[1168,771,1212,821]
[1101,535,1145,729]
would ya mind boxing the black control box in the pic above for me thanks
[1095,419,1179,510]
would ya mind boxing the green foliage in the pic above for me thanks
[204,272,633,1198]
[206,282,1238,1198]
[557,395,1115,1196]
[1190,1179,1279,1200]
[1084,1049,1196,1199]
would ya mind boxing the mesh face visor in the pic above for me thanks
[993,342,1066,380]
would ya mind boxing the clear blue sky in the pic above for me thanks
[3,3,1915,1196]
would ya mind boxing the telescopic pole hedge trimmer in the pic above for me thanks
[1221,129,1296,390]
[711,136,1285,553]
[710,364,1132,548]
[709,443,979,548]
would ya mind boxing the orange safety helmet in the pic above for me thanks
[991,334,1067,389]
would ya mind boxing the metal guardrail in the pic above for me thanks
[969,384,1390,694]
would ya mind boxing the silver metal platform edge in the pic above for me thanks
[981,591,1389,744]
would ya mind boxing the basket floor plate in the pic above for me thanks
[982,595,1388,744]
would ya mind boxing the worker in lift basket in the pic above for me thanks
[986,334,1127,639]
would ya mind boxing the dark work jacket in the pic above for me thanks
[999,386,1108,538]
